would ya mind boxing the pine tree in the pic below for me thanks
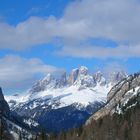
[0,111,4,140]
[18,131,22,140]
[39,130,47,140]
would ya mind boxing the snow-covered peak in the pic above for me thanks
[29,72,67,94]
[42,73,53,82]
[68,66,88,85]
[79,66,88,75]
[93,71,106,86]
[5,67,127,111]
[29,74,56,94]
[69,66,96,88]
[74,73,96,88]
[80,76,94,88]
[26,67,127,95]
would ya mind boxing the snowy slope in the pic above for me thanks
[5,66,126,108]
[5,66,127,133]
[114,86,140,114]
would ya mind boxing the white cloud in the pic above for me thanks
[56,44,140,58]
[0,0,140,58]
[0,55,63,90]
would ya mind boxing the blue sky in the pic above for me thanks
[0,0,140,94]
[0,0,73,24]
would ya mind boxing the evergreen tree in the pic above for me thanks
[39,130,47,140]
[0,111,4,140]
[18,131,22,140]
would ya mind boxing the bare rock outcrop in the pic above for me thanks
[0,87,10,117]
[86,73,140,125]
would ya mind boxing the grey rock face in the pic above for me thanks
[0,87,4,100]
[30,72,67,94]
[72,67,97,88]
[29,73,55,93]
[68,68,79,85]
[68,66,89,85]
[86,72,140,124]
[93,71,106,86]
[29,67,127,95]
[0,87,10,117]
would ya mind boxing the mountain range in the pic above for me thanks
[59,72,140,140]
[1,66,140,139]
[5,66,127,133]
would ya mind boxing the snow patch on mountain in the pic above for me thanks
[4,66,127,133]
[30,85,111,108]
[114,86,140,114]
[5,66,127,110]
[5,85,111,110]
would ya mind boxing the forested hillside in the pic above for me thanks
[48,96,140,140]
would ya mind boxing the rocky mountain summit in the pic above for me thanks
[5,66,127,133]
[29,66,126,94]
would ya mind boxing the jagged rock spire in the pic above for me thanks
[68,68,79,85]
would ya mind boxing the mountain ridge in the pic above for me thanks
[5,66,127,133]
[86,72,140,124]
[52,72,140,140]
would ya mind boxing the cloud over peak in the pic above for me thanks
[0,55,63,91]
